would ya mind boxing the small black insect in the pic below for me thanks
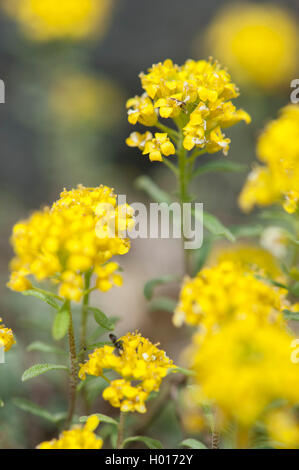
[109,334,124,357]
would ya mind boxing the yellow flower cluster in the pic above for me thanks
[174,261,288,330]
[7,185,134,302]
[0,318,15,352]
[126,132,175,162]
[203,3,298,91]
[37,415,102,449]
[239,105,299,214]
[2,0,113,42]
[49,72,124,129]
[211,243,284,281]
[188,317,299,428]
[266,408,299,449]
[79,332,174,413]
[126,59,250,160]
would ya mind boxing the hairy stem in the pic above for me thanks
[117,411,126,449]
[65,304,77,429]
[80,271,92,359]
[177,138,193,275]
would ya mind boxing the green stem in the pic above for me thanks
[155,122,179,141]
[177,137,193,275]
[65,303,77,429]
[117,411,126,449]
[80,271,92,359]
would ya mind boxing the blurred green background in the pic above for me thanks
[0,0,298,448]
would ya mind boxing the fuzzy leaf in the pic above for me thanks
[148,297,176,313]
[13,398,66,423]
[22,363,68,382]
[144,274,179,301]
[89,307,114,331]
[79,414,118,426]
[52,301,70,341]
[22,289,59,309]
[122,436,163,449]
[192,161,246,179]
[135,175,172,204]
[180,438,207,449]
[27,341,66,355]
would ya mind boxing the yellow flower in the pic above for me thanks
[2,0,113,42]
[239,105,299,214]
[188,317,299,427]
[126,58,250,160]
[8,185,134,302]
[37,415,102,449]
[126,95,158,126]
[211,243,284,281]
[266,408,299,449]
[174,261,288,330]
[143,133,175,162]
[79,331,174,413]
[49,72,124,128]
[0,318,15,352]
[203,3,298,91]
[95,262,123,292]
[125,131,153,151]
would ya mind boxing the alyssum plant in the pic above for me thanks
[4,58,299,449]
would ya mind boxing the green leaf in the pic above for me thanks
[79,414,118,426]
[144,274,179,301]
[13,398,66,423]
[122,436,163,449]
[135,175,172,204]
[180,438,207,449]
[52,301,70,341]
[148,297,177,313]
[27,341,67,355]
[172,366,196,377]
[230,224,264,238]
[192,161,246,179]
[193,237,213,274]
[22,289,59,309]
[87,317,120,342]
[85,341,111,350]
[22,363,68,382]
[283,310,299,321]
[88,307,114,331]
[195,211,235,242]
[0,398,4,407]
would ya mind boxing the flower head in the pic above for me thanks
[126,58,250,161]
[266,408,299,449]
[37,415,102,449]
[203,3,298,91]
[2,0,113,41]
[8,185,134,302]
[79,331,175,413]
[174,261,288,330]
[239,105,299,214]
[187,317,299,427]
[0,318,15,352]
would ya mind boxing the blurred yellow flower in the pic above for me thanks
[266,408,299,449]
[174,261,288,330]
[126,58,250,161]
[79,331,175,413]
[239,105,299,214]
[7,185,134,302]
[37,415,102,449]
[49,73,124,128]
[0,318,15,352]
[211,243,284,281]
[188,317,299,428]
[203,3,298,91]
[3,0,114,41]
